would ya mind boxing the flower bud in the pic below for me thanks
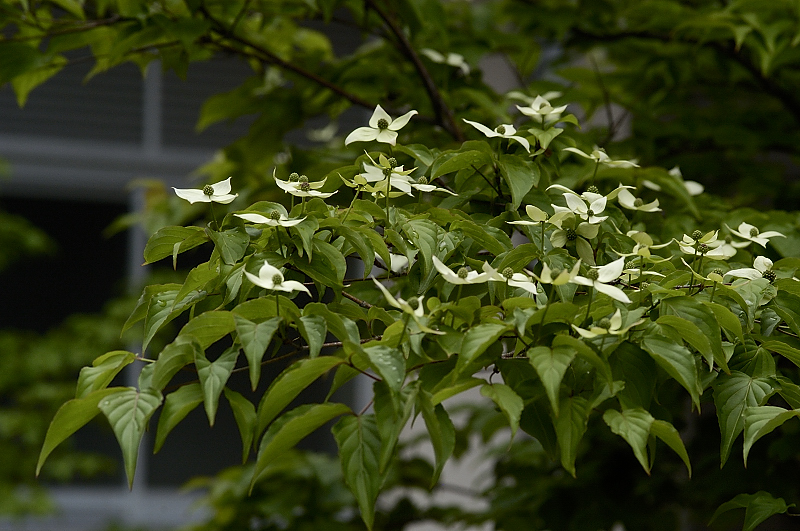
[597,318,612,330]
[457,267,469,279]
[586,185,600,194]
[383,167,392,178]
[762,269,777,283]
[633,198,644,207]
[712,268,723,277]
[377,118,389,130]
[625,260,636,270]
[387,157,398,168]
[298,175,309,183]
[272,274,283,285]
[566,228,577,241]
[750,227,760,237]
[725,235,732,244]
[502,267,514,279]
[417,176,428,185]
[586,269,600,281]
[202,185,215,196]
[407,297,420,310]
[697,243,709,254]
[289,172,300,182]
[300,182,311,191]
[495,125,506,135]
[269,210,281,220]
[640,281,650,289]
[691,230,703,241]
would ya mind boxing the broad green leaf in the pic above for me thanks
[253,402,351,490]
[660,296,725,372]
[742,406,800,465]
[294,239,346,290]
[179,310,236,349]
[76,351,136,398]
[334,223,375,275]
[208,226,249,265]
[418,390,455,487]
[555,395,590,477]
[97,387,163,488]
[657,314,717,370]
[298,314,327,358]
[303,303,360,344]
[431,377,483,405]
[703,301,744,345]
[224,388,257,463]
[195,347,239,426]
[762,339,800,369]
[603,408,654,473]
[403,218,439,277]
[432,150,492,179]
[373,380,417,472]
[650,419,692,477]
[713,371,774,467]
[151,336,202,391]
[450,219,510,256]
[520,399,559,460]
[709,491,793,531]
[553,334,612,384]
[234,315,282,390]
[481,383,523,439]
[641,336,700,409]
[364,345,405,394]
[255,356,345,437]
[498,154,538,209]
[775,376,800,409]
[142,288,181,353]
[332,414,383,530]
[37,388,119,476]
[143,225,206,265]
[527,345,575,416]
[154,383,203,453]
[174,262,219,308]
[455,323,510,377]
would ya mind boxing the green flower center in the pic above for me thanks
[417,176,428,185]
[269,210,281,220]
[457,267,469,279]
[712,268,724,276]
[377,118,389,130]
[288,172,300,182]
[725,235,732,244]
[495,125,506,134]
[762,269,777,283]
[383,167,392,178]
[202,185,215,196]
[691,230,703,241]
[300,182,310,191]
[586,269,600,281]
[750,227,760,237]
[388,157,398,168]
[407,297,420,310]
[298,175,309,183]
[586,209,594,218]
[566,228,577,241]
[549,268,562,278]
[597,318,612,330]
[271,274,283,285]
[502,267,514,279]
[697,243,709,254]
[625,260,636,270]
[586,185,600,194]
[633,198,644,207]
[640,281,650,289]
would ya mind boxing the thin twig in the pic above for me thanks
[342,290,374,308]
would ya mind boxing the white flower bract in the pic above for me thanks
[173,177,238,204]
[462,119,530,152]
[345,105,418,146]
[245,262,310,294]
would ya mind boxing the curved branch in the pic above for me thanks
[365,0,464,142]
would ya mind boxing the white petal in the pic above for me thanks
[389,109,418,130]
[274,177,298,192]
[244,270,276,290]
[609,309,623,330]
[564,193,588,214]
[593,282,631,304]
[684,180,704,196]
[211,177,233,195]
[589,195,607,215]
[277,280,311,294]
[754,256,773,273]
[549,230,567,248]
[463,118,497,138]
[597,257,626,283]
[368,105,392,128]
[573,325,600,338]
[617,188,637,209]
[173,188,211,204]
[510,135,531,152]
[547,184,579,196]
[375,129,399,145]
[235,213,271,224]
[724,268,761,281]
[562,147,592,160]
[345,127,379,145]
[257,262,283,280]
[525,205,548,222]
[372,278,401,309]
[211,193,238,204]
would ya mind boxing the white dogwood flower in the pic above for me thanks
[724,256,775,282]
[573,257,632,304]
[245,262,310,294]
[421,48,470,75]
[174,177,238,204]
[274,174,336,199]
[516,94,568,123]
[552,192,608,224]
[345,105,418,146]
[726,222,785,248]
[235,211,305,227]
[536,260,582,286]
[433,256,490,285]
[617,188,661,212]
[572,309,642,338]
[463,119,530,152]
[562,146,639,168]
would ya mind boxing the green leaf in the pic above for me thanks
[224,388,257,464]
[498,154,538,209]
[418,390,455,487]
[520,399,559,460]
[762,340,800,369]
[253,402,351,490]
[294,239,346,291]
[37,388,119,476]
[179,310,236,349]
[650,419,692,477]
[641,336,701,409]
[174,262,219,308]
[151,336,202,391]
[713,371,774,467]
[97,387,163,488]
[403,218,439,278]
[235,315,282,390]
[603,408,654,473]
[195,347,239,426]
[76,351,136,398]
[742,406,800,465]
[455,323,511,377]
[656,314,717,370]
[373,381,417,472]
[298,314,327,358]
[154,383,203,453]
[364,345,405,394]
[660,296,726,372]
[481,383,523,439]
[555,396,590,477]
[527,345,575,416]
[143,225,206,266]
[332,414,384,530]
[255,356,345,437]
[612,341,657,410]
[302,303,359,344]
[450,219,511,256]
[142,288,181,353]
[704,301,744,345]
[432,150,492,179]
[709,491,793,531]
[0,43,40,83]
